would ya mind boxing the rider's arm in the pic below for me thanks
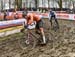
[27,14,33,25]
[22,18,27,28]
[53,11,56,16]
[48,12,51,20]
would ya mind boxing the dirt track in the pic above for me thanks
[0,19,75,57]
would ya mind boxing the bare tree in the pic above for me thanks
[9,0,11,9]
[1,0,3,10]
[15,0,22,9]
[35,0,38,8]
[56,0,62,10]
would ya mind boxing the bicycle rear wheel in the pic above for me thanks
[45,31,54,43]
[18,31,37,50]
[52,19,58,31]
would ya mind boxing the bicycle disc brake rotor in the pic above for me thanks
[25,36,35,49]
[25,37,34,45]
[25,40,30,45]
[19,38,34,50]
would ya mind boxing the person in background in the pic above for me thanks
[15,5,17,13]
[14,13,18,19]
[48,9,59,29]
[14,5,19,19]
[4,10,7,21]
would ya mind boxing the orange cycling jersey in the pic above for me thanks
[27,13,41,25]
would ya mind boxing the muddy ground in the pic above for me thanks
[0,19,75,57]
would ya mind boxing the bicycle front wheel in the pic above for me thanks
[18,32,37,50]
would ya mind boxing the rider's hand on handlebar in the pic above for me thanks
[25,24,30,31]
[25,24,29,29]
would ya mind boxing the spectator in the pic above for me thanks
[4,10,7,21]
[14,13,18,19]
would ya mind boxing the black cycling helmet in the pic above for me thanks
[23,11,28,15]
[22,11,28,18]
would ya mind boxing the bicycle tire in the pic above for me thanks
[18,31,37,50]
[45,31,54,42]
[52,19,58,31]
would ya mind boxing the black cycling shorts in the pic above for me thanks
[36,19,43,29]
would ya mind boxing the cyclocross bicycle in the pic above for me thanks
[18,27,54,50]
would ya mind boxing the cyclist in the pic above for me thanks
[22,11,46,44]
[48,9,59,29]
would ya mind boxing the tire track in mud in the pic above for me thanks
[0,19,75,57]
[20,19,75,57]
[0,36,24,57]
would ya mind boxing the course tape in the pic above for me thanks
[0,19,26,29]
[0,26,23,37]
[0,26,23,33]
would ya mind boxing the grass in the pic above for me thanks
[0,32,24,42]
